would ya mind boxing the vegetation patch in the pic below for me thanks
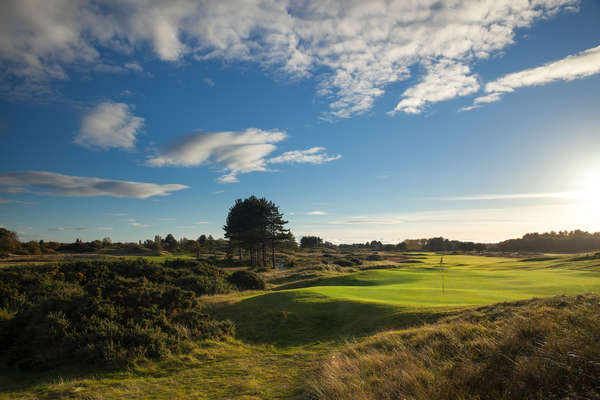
[313,294,600,400]
[0,259,234,370]
[227,270,266,291]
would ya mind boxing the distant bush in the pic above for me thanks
[365,254,384,261]
[333,258,362,267]
[333,259,353,267]
[0,258,234,370]
[227,270,265,291]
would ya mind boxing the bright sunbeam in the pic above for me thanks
[577,167,600,201]
[573,167,600,224]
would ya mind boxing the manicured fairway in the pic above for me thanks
[286,253,600,307]
[208,252,600,346]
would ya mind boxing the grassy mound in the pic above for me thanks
[312,294,600,400]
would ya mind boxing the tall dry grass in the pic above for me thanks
[312,294,600,400]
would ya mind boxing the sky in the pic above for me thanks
[1,0,600,244]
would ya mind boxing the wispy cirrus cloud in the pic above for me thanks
[268,147,341,164]
[462,45,600,111]
[0,196,37,205]
[391,60,479,115]
[75,102,144,150]
[436,192,584,201]
[316,200,600,243]
[0,171,188,198]
[130,222,149,228]
[147,129,340,183]
[0,0,579,117]
[306,211,327,215]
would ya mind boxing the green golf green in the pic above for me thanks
[288,254,600,307]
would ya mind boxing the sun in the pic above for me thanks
[577,167,600,201]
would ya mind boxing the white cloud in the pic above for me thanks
[97,227,113,231]
[130,222,149,227]
[0,0,578,117]
[147,128,285,183]
[306,211,327,215]
[437,192,583,201]
[75,102,144,150]
[392,60,479,114]
[203,77,215,87]
[147,128,341,182]
[463,45,600,111]
[0,187,27,193]
[0,196,37,205]
[195,221,210,224]
[486,45,600,94]
[124,62,143,72]
[268,147,341,164]
[0,171,189,198]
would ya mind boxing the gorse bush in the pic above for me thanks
[313,294,600,400]
[227,270,266,291]
[333,258,362,267]
[0,259,234,370]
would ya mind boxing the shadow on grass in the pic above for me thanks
[208,290,454,346]
[274,270,421,291]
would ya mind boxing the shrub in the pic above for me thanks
[227,270,266,291]
[333,259,353,267]
[365,254,384,261]
[0,258,234,370]
[333,258,362,267]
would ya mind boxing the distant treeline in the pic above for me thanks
[303,230,600,253]
[497,230,600,253]
[3,227,600,256]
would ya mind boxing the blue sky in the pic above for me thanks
[1,0,599,244]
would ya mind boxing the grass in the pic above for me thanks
[312,293,600,400]
[1,251,599,399]
[0,339,324,399]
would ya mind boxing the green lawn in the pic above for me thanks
[293,255,600,307]
[2,252,599,399]
[208,252,600,346]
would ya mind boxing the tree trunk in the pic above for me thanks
[272,242,275,269]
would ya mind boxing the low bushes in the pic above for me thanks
[365,254,384,261]
[228,270,266,290]
[333,258,362,267]
[0,259,234,370]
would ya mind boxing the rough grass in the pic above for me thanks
[0,338,324,400]
[312,294,600,400]
[1,252,599,399]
